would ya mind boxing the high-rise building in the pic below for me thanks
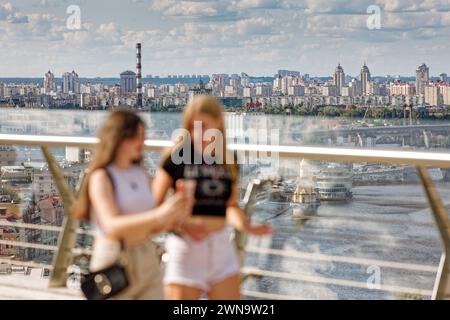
[241,73,250,87]
[277,70,301,77]
[288,85,305,97]
[62,72,70,94]
[439,73,448,82]
[370,82,387,96]
[424,83,443,106]
[322,85,338,97]
[333,63,345,96]
[210,74,228,96]
[243,87,252,98]
[120,70,137,94]
[349,78,361,97]
[62,70,80,94]
[360,63,371,96]
[281,76,293,95]
[188,80,212,101]
[341,86,350,97]
[44,70,55,94]
[136,43,143,109]
[73,71,80,94]
[273,76,282,93]
[416,63,429,96]
[389,81,416,96]
[255,83,272,97]
[229,78,240,92]
[441,85,450,105]
[224,85,236,97]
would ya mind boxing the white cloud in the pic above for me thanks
[235,17,274,35]
[95,22,123,45]
[234,0,282,10]
[0,0,449,77]
[0,2,28,23]
[378,0,450,12]
[149,0,238,19]
[0,3,15,19]
[296,0,450,14]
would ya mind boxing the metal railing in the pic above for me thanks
[0,133,449,300]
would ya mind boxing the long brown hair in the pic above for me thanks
[71,110,145,220]
[162,95,238,183]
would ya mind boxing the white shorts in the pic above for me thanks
[163,228,240,292]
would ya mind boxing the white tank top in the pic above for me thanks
[92,164,154,234]
[105,164,154,214]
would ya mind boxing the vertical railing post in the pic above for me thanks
[41,146,79,288]
[235,179,261,266]
[417,166,450,300]
[236,179,273,284]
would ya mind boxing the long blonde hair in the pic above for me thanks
[71,110,145,220]
[163,95,238,183]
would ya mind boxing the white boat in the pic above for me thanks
[316,163,353,201]
[291,184,320,217]
[290,159,321,217]
[269,184,290,202]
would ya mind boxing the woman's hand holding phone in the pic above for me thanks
[169,180,194,230]
[243,223,273,236]
[174,179,211,241]
[156,180,194,231]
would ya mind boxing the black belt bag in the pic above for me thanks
[81,240,129,300]
[81,264,129,300]
[81,167,129,300]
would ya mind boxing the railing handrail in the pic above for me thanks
[0,133,449,168]
[0,133,172,151]
[0,220,93,235]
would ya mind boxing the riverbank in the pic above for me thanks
[2,104,448,120]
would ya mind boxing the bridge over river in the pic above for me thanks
[292,124,450,148]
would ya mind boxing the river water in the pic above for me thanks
[1,109,449,300]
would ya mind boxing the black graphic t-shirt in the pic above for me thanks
[161,147,233,217]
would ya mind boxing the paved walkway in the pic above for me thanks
[0,271,83,300]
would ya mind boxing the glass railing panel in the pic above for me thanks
[241,159,442,300]
[1,145,54,266]
[1,109,449,299]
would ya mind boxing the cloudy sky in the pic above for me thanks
[1,0,450,78]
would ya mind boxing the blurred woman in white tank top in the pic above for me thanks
[71,110,192,300]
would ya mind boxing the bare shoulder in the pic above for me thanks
[89,168,112,191]
[154,167,172,180]
[152,167,174,188]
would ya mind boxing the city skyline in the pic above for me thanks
[3,60,450,110]
[1,62,449,81]
[1,0,450,77]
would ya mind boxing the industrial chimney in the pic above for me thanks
[136,43,142,109]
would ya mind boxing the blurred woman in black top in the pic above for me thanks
[153,95,272,300]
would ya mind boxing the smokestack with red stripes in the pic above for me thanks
[136,43,142,109]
